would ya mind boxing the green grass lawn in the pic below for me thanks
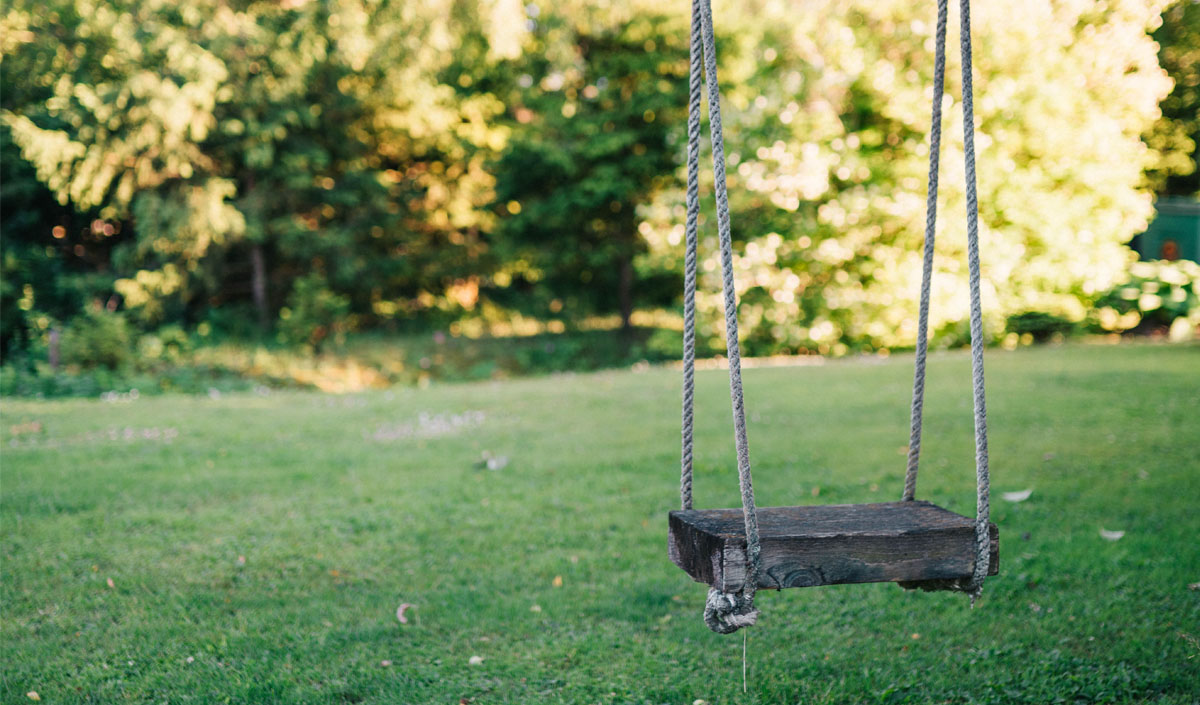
[3,343,1198,704]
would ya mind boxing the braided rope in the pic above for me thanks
[681,0,992,627]
[680,0,703,512]
[680,0,761,633]
[698,0,762,613]
[903,0,948,503]
[903,0,992,600]
[959,0,992,600]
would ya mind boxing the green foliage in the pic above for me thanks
[0,364,122,398]
[278,274,351,350]
[486,10,689,330]
[0,125,119,359]
[1144,1,1200,196]
[59,308,132,371]
[1,0,1196,366]
[639,0,1176,355]
[1005,312,1077,343]
[0,359,259,398]
[137,324,192,365]
[1092,259,1200,336]
[2,0,509,337]
[3,344,1199,702]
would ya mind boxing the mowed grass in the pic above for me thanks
[2,343,1198,704]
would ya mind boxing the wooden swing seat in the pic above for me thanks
[669,500,998,592]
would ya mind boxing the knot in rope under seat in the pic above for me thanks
[703,588,759,634]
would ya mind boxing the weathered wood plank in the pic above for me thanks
[668,501,999,592]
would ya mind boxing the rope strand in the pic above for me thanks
[680,0,761,634]
[682,0,992,627]
[680,0,703,512]
[903,0,992,599]
[697,0,762,607]
[958,0,992,599]
[904,0,948,503]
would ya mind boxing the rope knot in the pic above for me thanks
[703,588,759,634]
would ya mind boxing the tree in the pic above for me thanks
[1,0,512,341]
[485,9,689,333]
[1,0,1186,362]
[638,0,1176,354]
[1144,0,1199,196]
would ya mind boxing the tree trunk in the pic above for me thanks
[618,250,634,335]
[48,326,60,371]
[250,243,269,332]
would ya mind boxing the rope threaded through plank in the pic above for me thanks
[680,0,762,633]
[903,0,992,600]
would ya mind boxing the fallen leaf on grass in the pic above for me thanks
[472,449,508,470]
[468,655,484,665]
[26,693,40,701]
[396,603,414,624]
[552,575,563,588]
[1179,632,1200,652]
[1099,529,1125,541]
[1002,489,1033,503]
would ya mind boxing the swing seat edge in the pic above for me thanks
[668,500,999,592]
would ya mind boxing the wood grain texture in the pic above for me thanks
[668,501,999,592]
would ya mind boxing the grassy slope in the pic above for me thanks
[2,343,1198,704]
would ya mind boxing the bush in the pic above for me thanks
[1005,311,1077,343]
[137,325,192,365]
[60,308,132,371]
[1091,259,1200,338]
[278,274,351,351]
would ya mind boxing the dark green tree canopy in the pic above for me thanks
[0,0,1193,362]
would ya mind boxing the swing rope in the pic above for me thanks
[679,0,992,633]
[680,0,762,635]
[903,0,992,602]
[903,0,950,506]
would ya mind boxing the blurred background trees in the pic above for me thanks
[1145,0,1199,197]
[1,0,1197,386]
[487,10,689,334]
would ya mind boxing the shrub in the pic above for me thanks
[137,325,192,365]
[1005,312,1077,343]
[278,275,351,351]
[1091,259,1200,339]
[60,308,132,371]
